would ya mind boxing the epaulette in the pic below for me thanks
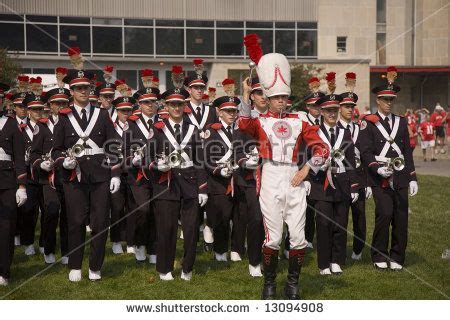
[210,123,222,130]
[39,118,49,124]
[183,106,192,113]
[59,108,72,115]
[127,115,139,122]
[154,121,165,129]
[364,114,380,123]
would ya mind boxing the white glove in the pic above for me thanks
[110,176,121,194]
[198,193,208,207]
[16,188,27,207]
[220,167,232,178]
[365,187,373,199]
[62,157,77,170]
[303,181,311,196]
[132,153,142,166]
[156,160,171,172]
[245,157,259,169]
[409,181,418,197]
[351,192,359,203]
[377,167,393,178]
[40,160,53,172]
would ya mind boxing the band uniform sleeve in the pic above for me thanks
[193,128,208,193]
[51,117,65,164]
[343,130,359,192]
[401,118,417,182]
[359,122,380,173]
[12,120,27,185]
[301,121,330,160]
[104,112,121,177]
[29,124,45,174]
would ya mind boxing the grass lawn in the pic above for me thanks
[1,174,449,300]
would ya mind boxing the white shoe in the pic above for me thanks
[14,236,20,246]
[159,272,174,281]
[61,256,69,265]
[283,250,289,259]
[68,269,82,282]
[179,230,184,239]
[0,276,8,286]
[230,251,242,262]
[319,268,332,275]
[39,247,45,254]
[306,242,314,249]
[24,245,36,256]
[88,269,101,281]
[44,253,56,264]
[135,245,146,261]
[390,261,403,270]
[112,242,124,254]
[215,252,227,262]
[203,225,214,243]
[249,264,263,277]
[86,225,92,233]
[148,254,157,264]
[374,262,388,269]
[180,271,192,281]
[126,246,135,254]
[330,263,343,274]
[351,252,362,260]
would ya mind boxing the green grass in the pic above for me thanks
[1,174,449,300]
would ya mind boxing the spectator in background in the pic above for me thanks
[419,114,436,161]
[352,106,360,123]
[362,105,371,115]
[415,107,429,124]
[446,106,450,150]
[430,103,446,154]
[407,114,418,151]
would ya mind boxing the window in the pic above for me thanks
[376,33,386,65]
[297,22,317,29]
[247,30,273,54]
[156,20,183,27]
[60,26,90,53]
[186,29,214,56]
[0,23,24,51]
[26,24,58,52]
[156,29,184,55]
[275,22,295,29]
[275,30,295,56]
[186,20,214,28]
[0,14,24,22]
[92,18,121,25]
[60,17,90,24]
[246,21,272,28]
[124,19,153,26]
[377,0,387,24]
[33,68,54,74]
[93,27,122,54]
[217,30,244,56]
[125,28,153,54]
[26,15,57,23]
[217,21,243,28]
[337,36,347,53]
[297,30,317,57]
[116,70,138,89]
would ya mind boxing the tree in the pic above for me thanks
[0,48,22,87]
[290,63,323,111]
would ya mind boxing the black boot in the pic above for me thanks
[284,249,306,300]
[262,246,278,300]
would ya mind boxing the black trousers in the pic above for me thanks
[127,184,156,252]
[315,200,350,269]
[233,186,264,266]
[206,194,234,255]
[63,181,110,271]
[350,189,366,255]
[371,186,409,265]
[19,183,41,246]
[41,184,62,255]
[0,188,17,279]
[110,179,127,243]
[55,184,68,257]
[305,198,316,243]
[154,198,199,274]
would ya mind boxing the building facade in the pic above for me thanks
[0,0,449,111]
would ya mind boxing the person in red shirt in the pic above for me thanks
[446,106,450,148]
[419,114,436,161]
[408,121,418,150]
[430,104,446,154]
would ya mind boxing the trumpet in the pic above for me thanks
[65,144,86,159]
[130,144,146,158]
[41,150,54,165]
[24,146,32,163]
[355,157,361,168]
[387,157,405,171]
[331,149,345,162]
[167,150,182,168]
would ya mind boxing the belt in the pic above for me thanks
[179,160,193,169]
[82,147,104,156]
[375,155,404,163]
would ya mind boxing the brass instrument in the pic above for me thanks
[41,149,54,165]
[167,150,182,168]
[130,144,146,158]
[331,149,345,162]
[388,157,405,171]
[66,144,86,159]
[24,146,32,163]
[355,157,361,168]
[247,61,256,87]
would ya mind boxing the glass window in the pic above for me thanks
[376,33,386,65]
[247,30,273,53]
[186,20,214,28]
[26,15,57,23]
[275,22,295,29]
[60,26,90,53]
[337,36,347,53]
[377,0,387,24]
[246,21,273,28]
[116,70,137,90]
[156,20,183,27]
[124,19,153,26]
[22,68,32,73]
[125,28,153,54]
[86,69,104,84]
[297,30,317,57]
[0,23,24,51]
[217,30,244,56]
[186,29,214,56]
[93,27,122,54]
[156,29,184,55]
[60,17,90,24]
[0,14,24,22]
[26,24,58,52]
[297,22,317,29]
[217,21,243,28]
[92,18,121,25]
[33,68,54,74]
[275,30,295,56]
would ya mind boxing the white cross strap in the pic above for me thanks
[67,107,101,149]
[375,115,402,160]
[25,125,34,141]
[0,116,7,131]
[135,118,152,139]
[162,124,195,165]
[187,105,210,131]
[216,129,233,164]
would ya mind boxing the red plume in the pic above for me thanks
[244,34,263,64]
[325,72,336,81]
[208,87,216,92]
[103,65,114,73]
[193,58,203,66]
[67,46,80,56]
[387,66,397,73]
[222,78,235,86]
[345,72,356,80]
[172,65,183,74]
[152,76,159,82]
[55,67,68,74]
[308,77,319,84]
[141,69,153,77]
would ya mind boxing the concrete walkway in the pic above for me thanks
[412,148,450,177]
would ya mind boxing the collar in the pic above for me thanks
[220,119,233,131]
[16,116,27,124]
[339,118,352,129]
[51,114,58,123]
[118,120,126,128]
[377,111,392,122]
[190,101,203,110]
[29,119,37,128]
[107,107,113,116]
[308,113,321,123]
[323,122,337,133]
[74,103,91,117]
[266,109,287,118]
[141,113,154,124]
[253,106,268,114]
[168,118,183,130]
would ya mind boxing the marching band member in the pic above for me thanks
[359,66,418,270]
[239,34,329,299]
[0,82,27,286]
[149,66,208,281]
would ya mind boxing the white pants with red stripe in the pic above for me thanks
[259,161,308,250]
